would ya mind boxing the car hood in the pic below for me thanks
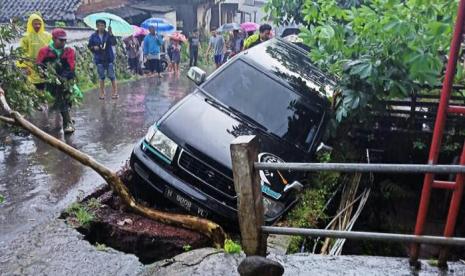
[158,93,306,170]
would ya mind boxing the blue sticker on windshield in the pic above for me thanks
[262,184,282,200]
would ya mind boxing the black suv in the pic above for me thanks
[130,38,334,224]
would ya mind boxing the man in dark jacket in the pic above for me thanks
[88,19,118,99]
[188,29,201,67]
[37,28,76,134]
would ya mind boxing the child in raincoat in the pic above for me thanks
[17,14,52,90]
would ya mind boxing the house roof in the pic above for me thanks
[98,6,148,20]
[0,0,81,22]
[131,3,175,13]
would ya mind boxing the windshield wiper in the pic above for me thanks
[204,97,233,116]
[205,97,267,132]
[226,106,268,132]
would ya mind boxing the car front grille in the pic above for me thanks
[177,150,236,199]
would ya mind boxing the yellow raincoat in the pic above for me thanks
[17,14,52,84]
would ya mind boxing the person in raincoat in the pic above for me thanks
[17,14,52,90]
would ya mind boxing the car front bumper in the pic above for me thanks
[130,141,238,223]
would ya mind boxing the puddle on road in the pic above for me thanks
[0,75,194,244]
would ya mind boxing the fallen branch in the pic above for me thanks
[0,115,15,124]
[0,87,226,247]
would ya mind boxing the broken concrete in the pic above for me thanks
[0,219,144,276]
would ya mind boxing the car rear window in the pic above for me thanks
[203,60,324,150]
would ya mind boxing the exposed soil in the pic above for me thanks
[62,168,211,264]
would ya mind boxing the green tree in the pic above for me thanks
[265,0,459,122]
[264,0,364,26]
[0,22,44,114]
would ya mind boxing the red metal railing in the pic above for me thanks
[410,0,465,268]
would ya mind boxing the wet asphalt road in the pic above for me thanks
[0,75,193,247]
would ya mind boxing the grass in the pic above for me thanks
[285,188,331,253]
[87,198,102,210]
[65,202,95,229]
[0,194,4,204]
[95,243,109,252]
[183,244,192,252]
[75,207,94,228]
[284,152,341,254]
[66,202,82,214]
[80,75,140,93]
[180,41,213,68]
[224,239,242,254]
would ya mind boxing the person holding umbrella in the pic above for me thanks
[143,25,164,78]
[169,32,187,74]
[88,19,118,99]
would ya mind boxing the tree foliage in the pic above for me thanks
[265,0,460,122]
[264,0,363,26]
[0,23,43,114]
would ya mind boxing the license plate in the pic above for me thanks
[164,188,209,218]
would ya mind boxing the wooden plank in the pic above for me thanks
[230,135,266,256]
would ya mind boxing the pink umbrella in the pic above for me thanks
[170,32,187,42]
[241,22,260,33]
[132,25,148,36]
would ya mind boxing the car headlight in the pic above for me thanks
[144,125,156,142]
[144,126,178,163]
[263,196,285,219]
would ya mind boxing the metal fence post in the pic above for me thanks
[230,135,267,256]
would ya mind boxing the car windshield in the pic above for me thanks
[202,60,324,150]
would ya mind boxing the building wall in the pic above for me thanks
[238,0,269,23]
[175,4,197,34]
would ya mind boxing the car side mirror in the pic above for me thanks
[187,67,206,85]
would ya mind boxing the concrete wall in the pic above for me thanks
[238,0,269,23]
[175,4,198,34]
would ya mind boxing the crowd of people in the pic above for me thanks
[122,23,273,73]
[17,12,274,135]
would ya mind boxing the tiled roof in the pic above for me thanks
[102,6,148,20]
[0,0,82,22]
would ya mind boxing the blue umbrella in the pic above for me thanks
[141,18,175,34]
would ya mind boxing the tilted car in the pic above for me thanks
[130,38,334,224]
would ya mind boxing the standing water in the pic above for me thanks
[0,75,193,246]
